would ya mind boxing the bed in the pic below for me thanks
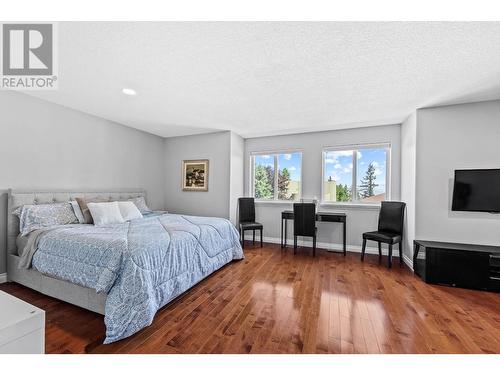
[6,189,244,343]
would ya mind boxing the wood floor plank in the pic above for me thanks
[1,242,499,354]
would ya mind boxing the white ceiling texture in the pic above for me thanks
[27,22,500,138]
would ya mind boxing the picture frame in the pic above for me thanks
[182,159,209,191]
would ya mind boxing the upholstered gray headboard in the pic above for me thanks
[7,189,145,255]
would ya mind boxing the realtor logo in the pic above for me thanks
[1,23,58,89]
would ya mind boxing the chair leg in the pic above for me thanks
[388,244,393,268]
[260,228,263,247]
[253,230,255,244]
[399,241,403,267]
[241,229,245,249]
[361,238,367,261]
[313,235,316,257]
[378,242,382,262]
[294,235,297,255]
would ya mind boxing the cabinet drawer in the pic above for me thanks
[0,328,44,354]
[490,255,500,267]
[428,249,490,289]
[489,276,500,292]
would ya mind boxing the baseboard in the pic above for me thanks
[402,254,414,271]
[0,273,7,284]
[244,235,414,268]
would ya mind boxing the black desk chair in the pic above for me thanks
[293,203,317,256]
[361,201,406,268]
[238,197,263,249]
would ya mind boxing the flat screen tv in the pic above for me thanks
[452,169,500,213]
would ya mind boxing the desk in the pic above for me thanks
[281,210,347,255]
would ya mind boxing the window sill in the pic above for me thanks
[319,202,381,210]
[254,200,381,210]
[254,200,298,205]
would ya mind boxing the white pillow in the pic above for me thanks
[87,202,125,226]
[117,201,143,221]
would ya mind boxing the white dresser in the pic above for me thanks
[0,290,45,354]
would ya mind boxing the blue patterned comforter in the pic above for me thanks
[30,213,244,343]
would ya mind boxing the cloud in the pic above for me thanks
[343,168,351,173]
[283,154,292,160]
[372,161,379,168]
[374,168,383,176]
[357,151,362,159]
[325,150,353,164]
[334,163,342,169]
[288,166,296,171]
[261,155,271,159]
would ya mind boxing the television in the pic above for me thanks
[452,169,500,213]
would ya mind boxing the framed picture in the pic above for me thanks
[182,159,209,191]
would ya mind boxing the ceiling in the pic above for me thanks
[26,22,500,138]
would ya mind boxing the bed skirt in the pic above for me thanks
[7,254,106,315]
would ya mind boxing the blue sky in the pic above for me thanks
[255,150,385,192]
[324,148,387,194]
[255,153,302,181]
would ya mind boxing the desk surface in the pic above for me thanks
[282,210,346,217]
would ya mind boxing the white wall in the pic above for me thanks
[401,112,417,262]
[0,91,166,274]
[244,124,401,251]
[163,131,232,219]
[415,100,500,246]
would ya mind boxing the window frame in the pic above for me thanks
[250,149,303,202]
[321,142,391,205]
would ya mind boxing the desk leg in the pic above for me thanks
[280,218,284,248]
[343,220,347,256]
[284,219,288,248]
[413,242,420,269]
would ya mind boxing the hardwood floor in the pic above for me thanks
[1,243,499,354]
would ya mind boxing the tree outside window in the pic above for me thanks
[323,146,389,203]
[253,152,302,200]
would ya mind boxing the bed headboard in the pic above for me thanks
[7,189,146,255]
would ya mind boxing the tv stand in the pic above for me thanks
[413,240,500,292]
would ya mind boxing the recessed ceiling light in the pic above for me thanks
[122,88,137,96]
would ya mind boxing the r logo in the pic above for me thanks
[2,24,53,76]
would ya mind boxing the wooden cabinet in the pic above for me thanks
[414,240,500,292]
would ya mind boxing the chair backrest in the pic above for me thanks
[293,203,316,236]
[378,201,406,234]
[238,197,256,223]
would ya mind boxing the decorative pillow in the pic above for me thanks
[14,202,79,236]
[87,202,125,226]
[117,201,143,221]
[75,197,109,224]
[69,200,86,224]
[128,196,152,213]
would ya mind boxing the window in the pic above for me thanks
[322,144,390,204]
[252,151,302,201]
